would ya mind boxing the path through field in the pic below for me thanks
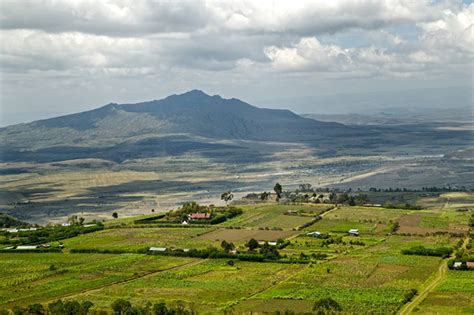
[398,237,469,315]
[43,258,207,304]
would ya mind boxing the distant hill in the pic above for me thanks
[0,213,31,228]
[2,90,471,165]
[0,90,365,162]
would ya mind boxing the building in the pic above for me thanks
[307,231,321,237]
[149,247,167,252]
[16,245,39,250]
[188,213,211,220]
[453,261,462,269]
[348,229,359,236]
[467,262,474,269]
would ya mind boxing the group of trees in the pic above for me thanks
[328,193,368,206]
[0,222,103,246]
[1,300,93,315]
[401,245,453,258]
[112,299,194,315]
[246,238,281,260]
[0,299,195,315]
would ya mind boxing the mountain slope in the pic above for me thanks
[1,90,359,153]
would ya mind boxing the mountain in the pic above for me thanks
[0,90,362,163]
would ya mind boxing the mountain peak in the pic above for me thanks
[180,89,211,98]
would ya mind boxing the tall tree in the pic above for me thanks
[274,183,283,201]
[221,191,234,205]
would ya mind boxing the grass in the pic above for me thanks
[0,196,472,313]
[0,253,197,307]
[415,271,474,314]
[197,228,299,243]
[61,227,217,251]
[223,204,331,229]
[64,259,305,312]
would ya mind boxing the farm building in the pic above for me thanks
[149,247,167,252]
[307,231,321,237]
[348,229,359,236]
[453,262,462,269]
[16,245,40,250]
[467,262,474,269]
[268,241,278,246]
[188,213,211,220]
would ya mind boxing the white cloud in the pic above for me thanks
[0,0,472,125]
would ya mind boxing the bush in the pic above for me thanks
[312,298,342,312]
[402,245,452,258]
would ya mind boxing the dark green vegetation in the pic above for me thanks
[0,191,472,314]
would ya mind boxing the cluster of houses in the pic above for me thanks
[453,261,474,269]
[4,243,64,250]
[182,212,211,224]
[4,227,38,233]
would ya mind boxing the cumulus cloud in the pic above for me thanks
[0,0,472,125]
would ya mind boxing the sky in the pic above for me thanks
[0,0,472,126]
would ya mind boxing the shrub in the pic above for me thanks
[401,246,452,258]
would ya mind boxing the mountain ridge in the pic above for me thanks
[1,90,359,153]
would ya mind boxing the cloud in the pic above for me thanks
[0,0,472,125]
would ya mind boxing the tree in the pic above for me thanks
[26,304,45,315]
[260,191,269,201]
[111,299,131,315]
[221,191,234,205]
[153,302,168,315]
[79,301,93,315]
[274,183,283,201]
[247,238,259,251]
[221,240,235,252]
[12,306,26,315]
[112,212,118,219]
[67,215,78,225]
[312,298,342,313]
[48,301,65,315]
[63,301,80,315]
[299,183,312,192]
[79,217,85,225]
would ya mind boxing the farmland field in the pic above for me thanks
[0,253,198,307]
[197,228,299,242]
[223,204,331,229]
[0,195,472,314]
[416,271,474,314]
[61,227,217,251]
[65,259,305,312]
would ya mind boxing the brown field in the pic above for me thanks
[396,213,468,235]
[197,228,299,242]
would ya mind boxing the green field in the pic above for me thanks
[416,271,474,314]
[1,197,473,314]
[61,227,217,251]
